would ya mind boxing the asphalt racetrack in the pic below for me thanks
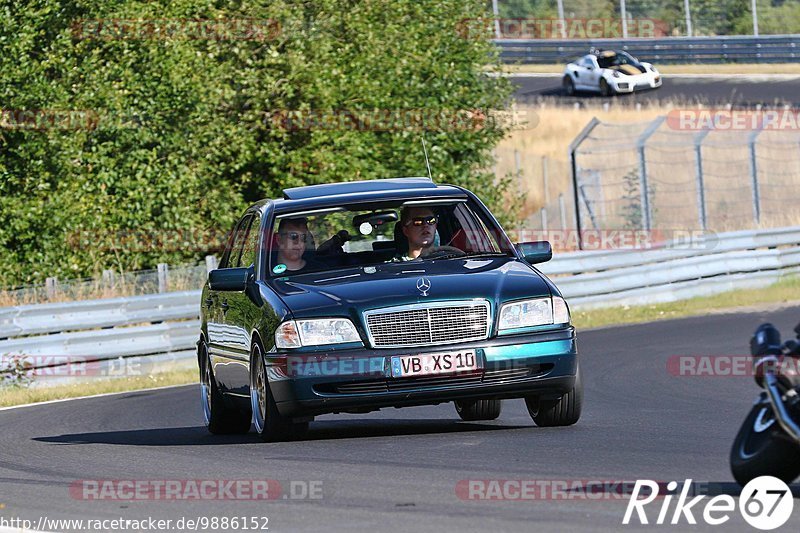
[2,306,800,532]
[511,73,800,107]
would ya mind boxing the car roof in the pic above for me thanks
[253,177,470,215]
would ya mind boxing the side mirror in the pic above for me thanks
[209,267,251,291]
[517,241,553,265]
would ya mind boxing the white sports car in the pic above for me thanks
[562,50,662,96]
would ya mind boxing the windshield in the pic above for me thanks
[267,200,513,276]
[597,51,637,69]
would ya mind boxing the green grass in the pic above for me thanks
[0,369,197,408]
[572,275,800,330]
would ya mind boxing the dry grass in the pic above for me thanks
[496,104,664,220]
[499,63,800,75]
[498,103,800,230]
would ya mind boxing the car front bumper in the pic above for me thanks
[267,327,578,417]
[612,74,662,93]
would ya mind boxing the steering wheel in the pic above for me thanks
[420,245,466,259]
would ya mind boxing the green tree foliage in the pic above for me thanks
[0,0,513,287]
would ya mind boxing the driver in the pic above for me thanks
[397,206,439,260]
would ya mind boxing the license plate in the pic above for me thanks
[390,350,478,378]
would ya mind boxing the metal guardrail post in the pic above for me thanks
[636,116,667,231]
[694,129,711,231]
[748,125,764,225]
[45,277,58,301]
[568,117,600,250]
[157,263,169,294]
[102,269,116,290]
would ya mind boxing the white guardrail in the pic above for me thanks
[1,226,799,383]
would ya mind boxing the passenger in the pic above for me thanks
[275,218,317,273]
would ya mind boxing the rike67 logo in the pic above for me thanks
[624,476,794,530]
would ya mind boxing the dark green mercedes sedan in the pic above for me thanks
[198,177,580,441]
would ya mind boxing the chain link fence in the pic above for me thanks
[565,114,800,243]
[0,258,216,307]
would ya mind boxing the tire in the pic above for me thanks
[599,78,614,97]
[730,402,800,486]
[199,339,252,435]
[563,76,576,96]
[455,399,502,421]
[251,340,309,442]
[525,366,582,427]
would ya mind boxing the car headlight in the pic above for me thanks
[498,297,570,333]
[275,318,361,348]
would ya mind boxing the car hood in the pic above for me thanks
[264,257,552,321]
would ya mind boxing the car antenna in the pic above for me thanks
[421,137,433,181]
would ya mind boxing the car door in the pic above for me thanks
[582,57,601,91]
[207,213,252,391]
[216,211,263,397]
[568,56,586,90]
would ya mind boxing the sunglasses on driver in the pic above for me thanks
[407,215,438,227]
[279,231,309,243]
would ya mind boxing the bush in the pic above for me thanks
[0,0,513,287]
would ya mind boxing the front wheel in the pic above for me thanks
[599,78,614,97]
[730,402,800,485]
[199,339,251,435]
[563,76,576,96]
[525,366,582,427]
[251,340,308,442]
[455,399,502,421]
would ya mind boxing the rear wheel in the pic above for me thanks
[730,402,800,485]
[199,339,251,435]
[525,366,582,427]
[251,340,308,442]
[454,399,502,421]
[563,76,576,96]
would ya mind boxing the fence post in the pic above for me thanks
[568,117,600,250]
[636,116,666,231]
[157,263,169,293]
[748,126,764,225]
[102,269,116,290]
[205,255,218,273]
[558,193,567,230]
[45,277,58,300]
[694,129,711,231]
